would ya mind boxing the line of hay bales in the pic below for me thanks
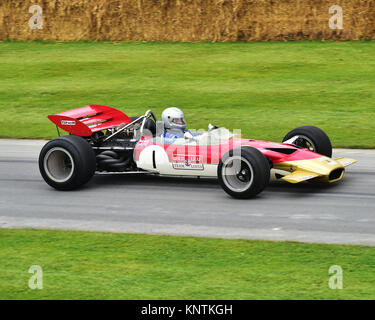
[1,0,375,41]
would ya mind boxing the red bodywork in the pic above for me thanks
[134,136,322,164]
[48,105,132,137]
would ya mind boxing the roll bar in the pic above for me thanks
[103,109,157,142]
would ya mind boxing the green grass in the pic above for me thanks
[0,41,375,147]
[0,228,374,300]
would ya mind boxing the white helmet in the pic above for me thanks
[161,107,186,131]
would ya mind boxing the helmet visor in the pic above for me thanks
[172,117,185,126]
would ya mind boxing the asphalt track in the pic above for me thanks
[0,139,374,245]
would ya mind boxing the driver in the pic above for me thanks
[161,107,200,140]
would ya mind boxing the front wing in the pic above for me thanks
[274,156,357,183]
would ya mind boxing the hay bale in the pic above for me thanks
[1,0,375,41]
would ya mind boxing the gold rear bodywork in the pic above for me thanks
[274,156,357,184]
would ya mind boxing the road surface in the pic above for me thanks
[0,139,374,245]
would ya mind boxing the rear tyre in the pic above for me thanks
[39,135,96,190]
[283,126,332,157]
[218,147,270,199]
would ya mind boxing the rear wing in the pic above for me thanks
[48,105,132,136]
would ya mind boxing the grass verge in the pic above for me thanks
[0,228,374,299]
[0,41,374,147]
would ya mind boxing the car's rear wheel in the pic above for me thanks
[283,126,332,157]
[218,147,270,199]
[39,135,96,190]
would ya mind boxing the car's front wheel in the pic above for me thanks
[282,126,332,157]
[39,135,96,190]
[218,147,270,199]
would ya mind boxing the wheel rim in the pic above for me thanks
[294,135,316,152]
[43,147,75,183]
[221,156,254,193]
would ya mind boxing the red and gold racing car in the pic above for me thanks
[39,105,356,198]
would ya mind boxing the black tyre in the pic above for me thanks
[218,147,270,199]
[283,126,332,157]
[39,135,96,190]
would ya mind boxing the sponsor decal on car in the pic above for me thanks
[319,157,338,166]
[137,139,150,146]
[172,154,204,170]
[61,120,76,126]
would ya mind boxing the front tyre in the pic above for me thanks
[218,147,270,199]
[283,126,332,157]
[39,135,96,190]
